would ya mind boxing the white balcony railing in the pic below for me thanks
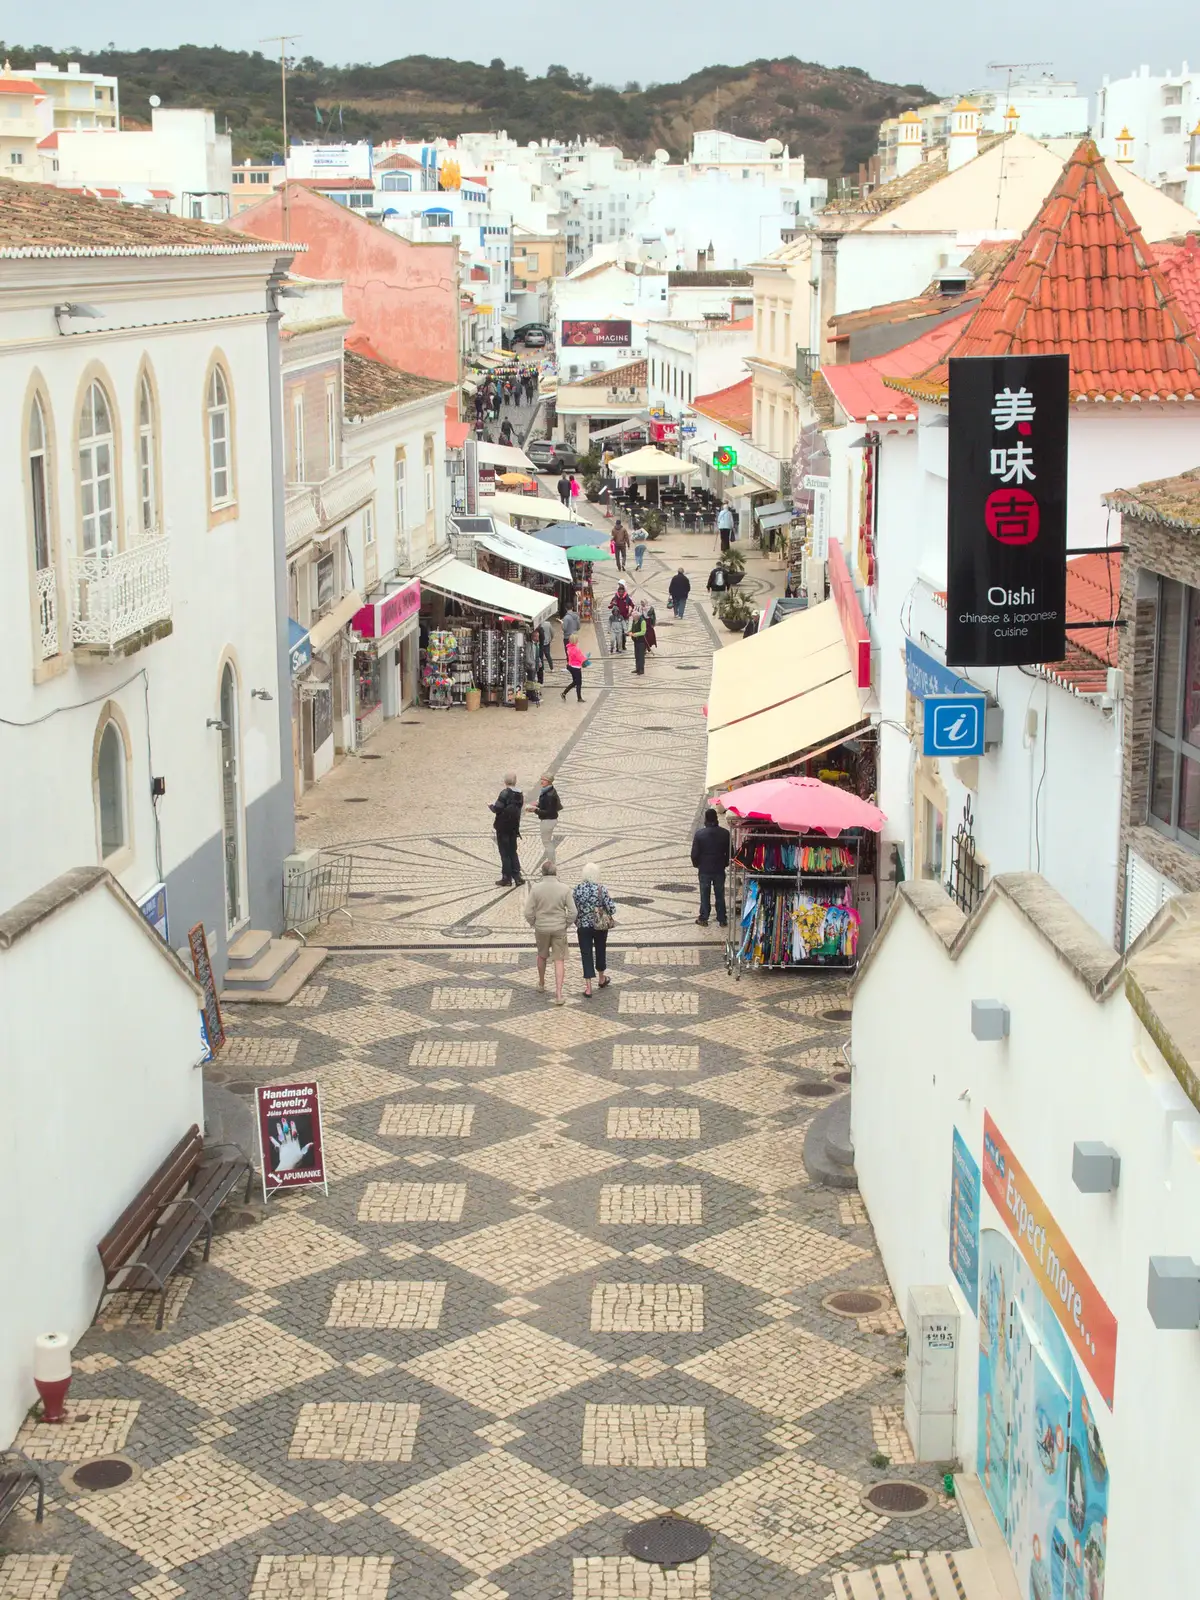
[71,537,171,654]
[286,459,375,552]
[35,566,58,660]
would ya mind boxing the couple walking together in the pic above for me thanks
[524,860,617,1003]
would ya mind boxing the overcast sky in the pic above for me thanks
[30,0,1195,101]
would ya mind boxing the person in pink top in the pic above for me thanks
[561,639,587,703]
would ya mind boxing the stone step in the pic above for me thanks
[226,928,273,970]
[221,936,300,992]
[221,941,327,1004]
[832,1550,1004,1600]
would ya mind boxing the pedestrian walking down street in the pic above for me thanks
[629,606,648,675]
[561,604,580,645]
[570,474,582,504]
[643,602,658,654]
[558,472,572,508]
[612,521,630,572]
[668,567,691,620]
[527,772,564,864]
[490,773,525,888]
[537,617,554,672]
[499,417,514,445]
[707,562,729,613]
[633,527,647,571]
[691,806,731,927]
[562,637,587,702]
[608,581,633,652]
[524,860,576,1005]
[573,862,615,997]
[717,503,736,553]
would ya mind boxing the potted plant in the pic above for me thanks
[719,546,747,586]
[577,447,602,478]
[640,509,666,540]
[716,590,754,632]
[584,475,603,502]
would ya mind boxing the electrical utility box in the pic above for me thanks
[903,1285,960,1461]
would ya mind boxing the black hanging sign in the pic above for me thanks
[947,353,1068,666]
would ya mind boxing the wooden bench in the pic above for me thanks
[94,1125,252,1330]
[0,1450,44,1528]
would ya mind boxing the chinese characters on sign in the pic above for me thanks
[255,1082,328,1202]
[947,355,1068,666]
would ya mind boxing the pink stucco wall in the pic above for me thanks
[231,187,458,382]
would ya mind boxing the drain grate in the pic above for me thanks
[825,1290,885,1317]
[822,1007,853,1023]
[863,1481,935,1516]
[792,1079,838,1097]
[344,797,369,803]
[71,1458,134,1493]
[624,1515,713,1566]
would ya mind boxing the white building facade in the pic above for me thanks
[55,107,234,222]
[1096,63,1200,198]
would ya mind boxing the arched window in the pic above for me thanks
[29,395,50,571]
[96,717,128,860]
[79,381,115,555]
[138,373,158,535]
[381,172,412,192]
[207,366,233,508]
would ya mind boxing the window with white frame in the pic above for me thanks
[423,434,435,514]
[29,395,51,572]
[79,380,115,555]
[207,366,233,507]
[138,373,157,536]
[291,392,305,484]
[95,716,128,860]
[363,505,375,546]
[1149,575,1200,847]
[395,448,407,530]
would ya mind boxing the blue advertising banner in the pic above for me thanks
[950,1126,981,1307]
[905,637,975,700]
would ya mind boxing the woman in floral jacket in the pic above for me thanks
[572,863,616,997]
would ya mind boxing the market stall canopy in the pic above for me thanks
[566,544,613,562]
[532,521,593,548]
[421,557,555,625]
[309,590,364,655]
[612,445,700,478]
[496,471,537,488]
[704,601,869,790]
[721,775,885,836]
[474,520,572,582]
[758,507,796,530]
[724,483,766,501]
[479,491,576,523]
[590,418,650,442]
[476,441,536,472]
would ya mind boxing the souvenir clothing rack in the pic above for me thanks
[725,825,863,975]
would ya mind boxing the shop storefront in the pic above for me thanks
[352,579,422,740]
[418,556,555,711]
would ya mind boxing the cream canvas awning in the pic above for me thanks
[421,557,555,625]
[477,441,536,471]
[479,491,580,523]
[475,522,572,582]
[705,601,868,789]
[612,445,700,478]
[308,589,364,655]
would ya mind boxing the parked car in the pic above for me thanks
[521,329,547,348]
[528,440,578,472]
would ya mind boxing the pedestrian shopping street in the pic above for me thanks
[2,532,968,1598]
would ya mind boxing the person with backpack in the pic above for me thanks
[527,772,564,864]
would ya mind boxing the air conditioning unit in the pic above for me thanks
[568,364,581,379]
[283,849,322,930]
[590,360,605,372]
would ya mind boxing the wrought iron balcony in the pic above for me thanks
[35,566,58,660]
[71,536,172,657]
[795,347,821,392]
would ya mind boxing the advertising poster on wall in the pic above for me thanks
[947,353,1068,667]
[982,1111,1117,1406]
[949,1127,980,1306]
[561,319,632,347]
[255,1082,328,1202]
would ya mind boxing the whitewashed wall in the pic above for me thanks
[0,881,204,1445]
[852,882,1200,1600]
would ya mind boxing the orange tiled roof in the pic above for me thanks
[0,77,42,96]
[577,358,647,388]
[1156,235,1200,338]
[692,376,753,434]
[375,153,422,171]
[890,140,1200,404]
[343,349,453,417]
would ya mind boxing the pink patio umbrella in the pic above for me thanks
[719,776,885,837]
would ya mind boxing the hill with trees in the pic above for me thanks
[0,44,931,174]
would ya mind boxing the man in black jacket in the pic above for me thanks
[668,568,691,621]
[490,773,525,887]
[690,806,731,926]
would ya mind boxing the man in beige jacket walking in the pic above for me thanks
[523,860,577,1005]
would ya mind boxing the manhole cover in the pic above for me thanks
[382,893,414,904]
[359,753,383,760]
[654,882,696,894]
[792,1079,838,1097]
[294,814,310,822]
[864,1481,935,1516]
[621,894,654,906]
[645,725,673,731]
[834,1069,852,1084]
[825,1291,885,1316]
[344,797,369,803]
[71,1458,134,1492]
[443,926,489,938]
[822,1007,853,1023]
[624,1515,713,1565]
[675,664,701,671]
[225,1081,258,1095]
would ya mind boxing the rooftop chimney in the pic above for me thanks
[895,111,923,178]
[948,100,980,171]
[1115,127,1135,165]
[1186,120,1200,213]
[1003,105,1020,135]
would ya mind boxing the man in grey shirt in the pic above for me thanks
[561,606,581,643]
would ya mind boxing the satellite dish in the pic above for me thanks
[654,148,670,165]
[148,94,161,108]
[764,137,783,155]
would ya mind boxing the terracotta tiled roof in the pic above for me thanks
[667,269,753,288]
[375,153,422,171]
[822,134,1006,218]
[817,310,974,423]
[0,77,42,96]
[343,349,453,417]
[692,376,753,433]
[37,131,58,150]
[1104,465,1200,531]
[1155,235,1200,338]
[0,179,289,257]
[891,140,1200,404]
[577,358,647,388]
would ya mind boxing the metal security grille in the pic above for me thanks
[945,797,986,915]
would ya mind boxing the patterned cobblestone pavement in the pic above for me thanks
[2,951,965,1597]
